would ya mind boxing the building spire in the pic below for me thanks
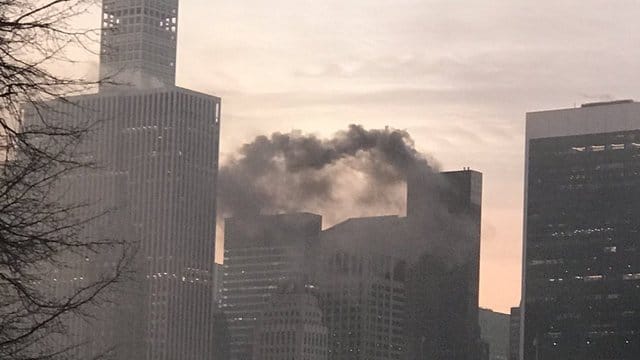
[99,0,179,90]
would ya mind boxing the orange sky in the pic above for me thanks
[64,1,640,314]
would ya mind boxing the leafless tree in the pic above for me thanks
[0,1,129,359]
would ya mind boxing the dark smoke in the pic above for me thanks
[218,124,437,222]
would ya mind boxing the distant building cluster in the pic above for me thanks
[26,0,492,358]
[221,170,486,360]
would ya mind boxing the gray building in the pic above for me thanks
[31,0,222,358]
[509,307,520,360]
[314,216,408,360]
[100,0,178,89]
[478,308,510,360]
[222,168,483,360]
[405,169,484,360]
[311,169,483,360]
[252,281,328,360]
[214,262,224,305]
[221,213,323,360]
[523,100,640,360]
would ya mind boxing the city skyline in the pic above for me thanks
[60,1,640,314]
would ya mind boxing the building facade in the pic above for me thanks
[222,213,323,360]
[405,169,484,360]
[29,0,222,358]
[522,100,640,360]
[509,307,520,360]
[310,169,483,360]
[41,86,221,360]
[478,308,510,360]
[252,282,328,360]
[100,0,179,89]
[314,216,408,360]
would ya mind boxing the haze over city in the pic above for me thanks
[59,1,640,313]
[3,1,640,360]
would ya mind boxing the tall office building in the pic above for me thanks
[405,169,483,360]
[221,213,323,360]
[314,216,408,360]
[220,168,482,360]
[311,169,483,360]
[30,0,222,358]
[522,100,640,360]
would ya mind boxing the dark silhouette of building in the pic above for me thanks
[222,169,483,360]
[213,310,231,360]
[309,169,483,360]
[479,308,510,360]
[509,307,521,360]
[405,169,483,360]
[523,101,640,360]
[222,213,322,360]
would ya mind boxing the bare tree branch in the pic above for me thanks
[0,1,129,359]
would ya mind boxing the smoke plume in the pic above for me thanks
[218,124,437,223]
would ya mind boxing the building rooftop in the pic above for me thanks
[526,100,640,140]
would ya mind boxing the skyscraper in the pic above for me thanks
[311,169,483,360]
[405,169,483,360]
[31,0,222,358]
[221,213,323,360]
[100,0,179,89]
[314,215,408,360]
[522,100,640,360]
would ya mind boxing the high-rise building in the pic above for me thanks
[28,0,222,358]
[220,168,483,360]
[311,169,483,360]
[100,0,178,89]
[314,216,408,360]
[509,307,520,360]
[522,100,640,360]
[252,281,328,360]
[221,213,323,360]
[405,169,483,360]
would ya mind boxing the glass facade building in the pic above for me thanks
[523,100,640,360]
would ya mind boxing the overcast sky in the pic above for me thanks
[71,0,640,313]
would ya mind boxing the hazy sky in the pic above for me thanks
[71,1,640,313]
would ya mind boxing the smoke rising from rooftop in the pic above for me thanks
[218,124,437,223]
